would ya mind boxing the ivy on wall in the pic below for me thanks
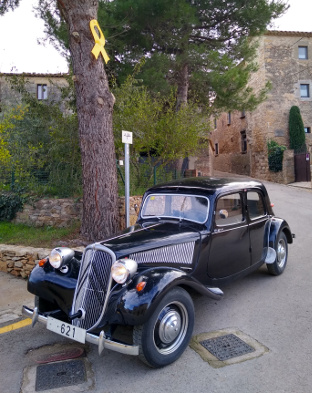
[267,140,286,172]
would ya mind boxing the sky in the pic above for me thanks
[0,0,311,74]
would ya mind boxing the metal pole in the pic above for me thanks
[125,143,130,227]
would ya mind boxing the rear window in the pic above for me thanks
[215,193,244,226]
[141,194,209,224]
[247,191,266,220]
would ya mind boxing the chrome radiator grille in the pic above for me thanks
[130,242,195,265]
[72,245,115,331]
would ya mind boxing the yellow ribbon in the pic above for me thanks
[90,19,110,64]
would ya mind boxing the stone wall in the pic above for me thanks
[14,198,82,228]
[0,73,68,109]
[2,196,143,278]
[14,196,143,230]
[210,111,251,176]
[118,196,143,230]
[212,32,312,184]
[0,244,51,278]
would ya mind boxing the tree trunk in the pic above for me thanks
[176,63,189,110]
[59,0,118,241]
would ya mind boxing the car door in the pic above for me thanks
[207,192,250,279]
[246,190,268,265]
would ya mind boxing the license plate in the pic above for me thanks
[47,316,86,344]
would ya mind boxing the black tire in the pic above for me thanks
[133,287,195,368]
[267,231,288,276]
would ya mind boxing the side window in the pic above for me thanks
[215,193,243,226]
[247,191,266,220]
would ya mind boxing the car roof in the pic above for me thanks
[145,177,265,196]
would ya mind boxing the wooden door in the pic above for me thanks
[295,153,311,182]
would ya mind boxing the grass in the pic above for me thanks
[0,221,81,248]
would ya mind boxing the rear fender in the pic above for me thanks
[269,218,293,248]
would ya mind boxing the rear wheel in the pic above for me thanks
[133,287,194,368]
[267,231,288,275]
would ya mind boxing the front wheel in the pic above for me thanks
[266,231,288,276]
[133,287,194,368]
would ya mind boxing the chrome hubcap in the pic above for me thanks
[158,310,181,344]
[154,302,188,355]
[277,238,286,268]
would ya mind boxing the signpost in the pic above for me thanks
[122,131,133,227]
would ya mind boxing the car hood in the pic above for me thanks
[100,221,202,259]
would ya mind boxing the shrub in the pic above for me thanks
[0,191,25,221]
[289,106,306,152]
[267,140,286,172]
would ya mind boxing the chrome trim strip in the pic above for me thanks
[130,242,195,264]
[22,305,139,356]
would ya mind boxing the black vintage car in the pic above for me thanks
[23,177,293,368]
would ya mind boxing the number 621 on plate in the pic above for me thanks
[47,316,86,344]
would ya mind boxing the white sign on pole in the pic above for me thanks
[122,130,133,144]
[122,130,132,227]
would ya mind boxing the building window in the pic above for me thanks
[240,110,246,118]
[299,46,308,60]
[214,118,217,129]
[241,130,247,153]
[215,143,219,155]
[304,127,311,133]
[227,112,231,125]
[37,84,48,100]
[300,84,310,98]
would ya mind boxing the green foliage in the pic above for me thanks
[113,65,208,186]
[289,106,306,152]
[0,191,25,221]
[100,0,287,110]
[0,221,80,248]
[32,0,287,111]
[267,140,286,172]
[0,0,20,15]
[35,0,70,63]
[0,75,82,197]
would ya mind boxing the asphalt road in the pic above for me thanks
[0,180,311,393]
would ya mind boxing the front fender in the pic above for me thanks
[114,267,223,326]
[27,260,79,315]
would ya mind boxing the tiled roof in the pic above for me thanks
[0,72,67,77]
[266,30,312,37]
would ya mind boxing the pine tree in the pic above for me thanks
[100,0,287,111]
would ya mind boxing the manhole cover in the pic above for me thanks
[200,333,255,361]
[35,359,86,391]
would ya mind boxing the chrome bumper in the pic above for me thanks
[22,305,139,356]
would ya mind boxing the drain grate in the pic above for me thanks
[35,359,86,391]
[200,333,255,361]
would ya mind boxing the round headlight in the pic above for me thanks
[111,258,138,284]
[49,247,74,269]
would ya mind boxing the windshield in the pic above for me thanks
[141,194,209,224]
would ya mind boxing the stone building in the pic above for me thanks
[0,73,68,111]
[210,31,312,184]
